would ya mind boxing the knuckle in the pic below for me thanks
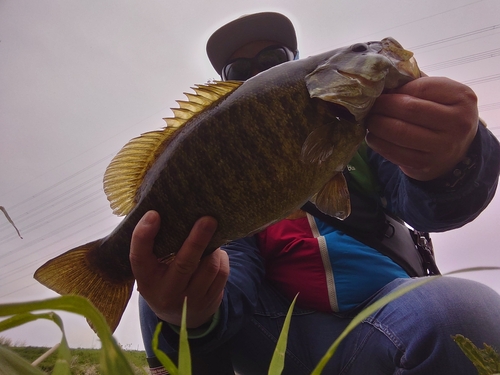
[174,258,199,275]
[401,95,420,114]
[203,254,223,275]
[459,85,478,106]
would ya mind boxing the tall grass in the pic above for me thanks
[1,270,498,374]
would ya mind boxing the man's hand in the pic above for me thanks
[130,211,229,328]
[366,76,479,181]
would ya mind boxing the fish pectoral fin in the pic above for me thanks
[301,124,337,164]
[34,240,134,333]
[313,173,351,220]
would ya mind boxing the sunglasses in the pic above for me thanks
[222,45,295,81]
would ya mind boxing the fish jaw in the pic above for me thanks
[305,37,421,121]
[378,37,421,88]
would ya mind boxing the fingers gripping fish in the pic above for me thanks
[34,38,420,332]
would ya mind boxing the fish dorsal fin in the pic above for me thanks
[312,173,351,220]
[104,80,243,216]
[104,128,178,216]
[164,81,242,127]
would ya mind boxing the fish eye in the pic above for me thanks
[351,43,368,52]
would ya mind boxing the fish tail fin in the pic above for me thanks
[34,239,134,332]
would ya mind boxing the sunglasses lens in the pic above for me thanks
[223,60,252,81]
[222,46,294,81]
[256,48,290,71]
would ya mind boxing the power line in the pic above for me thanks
[0,173,104,241]
[340,0,490,45]
[463,74,500,86]
[479,102,500,112]
[421,48,500,72]
[410,24,500,50]
[0,219,119,298]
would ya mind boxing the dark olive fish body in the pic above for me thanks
[34,38,420,331]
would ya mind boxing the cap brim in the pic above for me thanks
[206,12,297,75]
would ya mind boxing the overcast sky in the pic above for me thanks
[1,0,499,351]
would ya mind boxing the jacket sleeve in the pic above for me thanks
[159,236,265,354]
[369,123,500,232]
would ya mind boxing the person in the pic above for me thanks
[132,12,500,375]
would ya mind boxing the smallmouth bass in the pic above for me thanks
[34,37,420,331]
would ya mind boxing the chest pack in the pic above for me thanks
[301,143,440,277]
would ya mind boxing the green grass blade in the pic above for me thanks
[0,312,72,375]
[0,295,134,375]
[268,294,298,375]
[311,276,437,375]
[0,345,46,375]
[152,322,179,375]
[151,298,192,375]
[43,313,71,375]
[178,298,192,375]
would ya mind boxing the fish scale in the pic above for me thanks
[34,37,421,332]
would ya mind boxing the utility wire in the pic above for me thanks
[463,74,500,86]
[479,102,500,112]
[421,48,500,72]
[410,24,500,50]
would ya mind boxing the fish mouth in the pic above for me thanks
[377,37,421,83]
[338,69,383,86]
[325,100,357,123]
[305,37,421,122]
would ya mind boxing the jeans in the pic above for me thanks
[140,276,500,374]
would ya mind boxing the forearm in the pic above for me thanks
[371,122,500,232]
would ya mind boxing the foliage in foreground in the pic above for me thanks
[0,345,148,374]
[1,271,500,374]
[453,334,500,375]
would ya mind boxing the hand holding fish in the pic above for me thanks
[130,211,230,328]
[365,76,479,181]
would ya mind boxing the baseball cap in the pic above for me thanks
[206,12,298,75]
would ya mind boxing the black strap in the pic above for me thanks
[411,230,441,275]
[300,201,440,277]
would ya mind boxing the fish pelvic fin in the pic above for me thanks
[312,173,351,220]
[104,80,242,217]
[33,240,134,332]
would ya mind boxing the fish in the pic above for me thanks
[34,37,421,332]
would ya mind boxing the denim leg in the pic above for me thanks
[230,277,500,375]
[343,277,500,375]
[230,283,351,374]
